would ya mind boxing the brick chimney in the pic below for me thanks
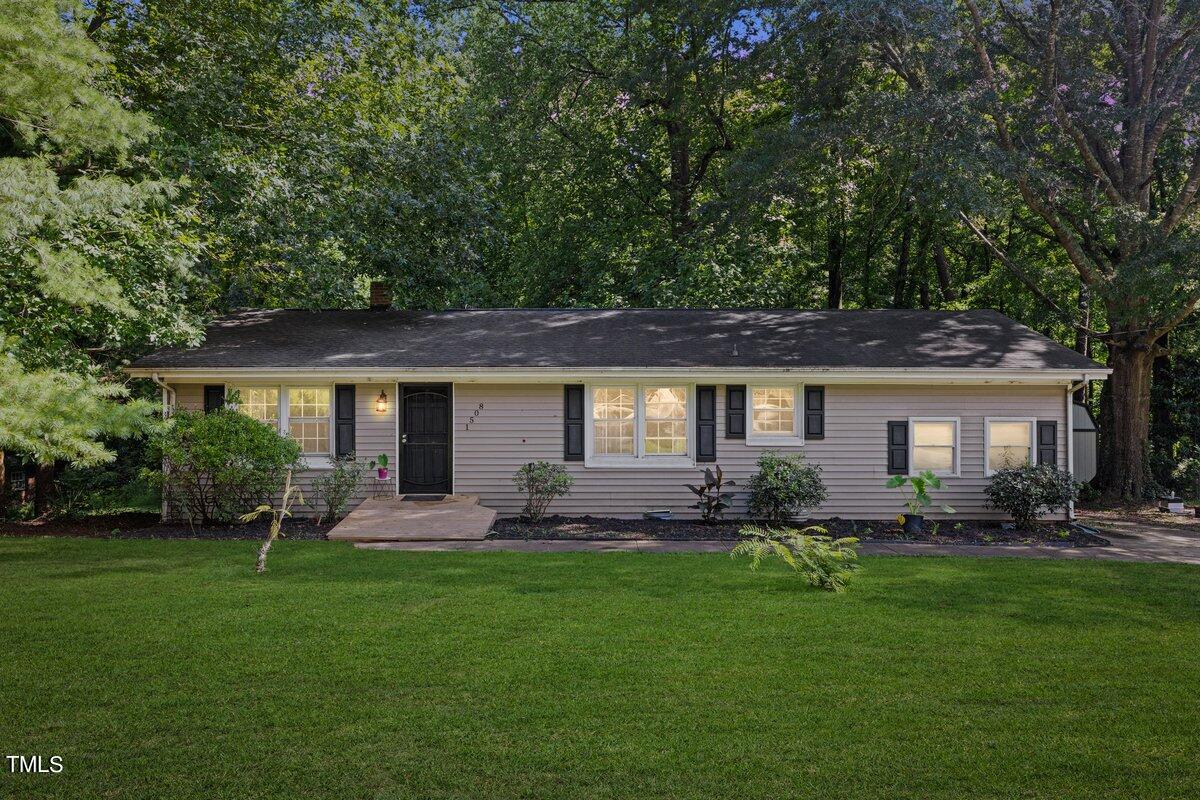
[369,281,392,310]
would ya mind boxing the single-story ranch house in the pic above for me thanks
[127,293,1109,521]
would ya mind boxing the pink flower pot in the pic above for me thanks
[377,468,389,480]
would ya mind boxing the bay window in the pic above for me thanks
[587,384,691,465]
[986,419,1035,474]
[910,419,959,476]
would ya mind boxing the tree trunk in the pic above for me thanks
[892,219,913,308]
[933,244,958,301]
[1073,284,1092,404]
[826,219,844,309]
[1096,342,1156,500]
[33,463,56,516]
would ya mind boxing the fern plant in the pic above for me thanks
[732,525,861,592]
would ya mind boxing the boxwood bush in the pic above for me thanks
[153,409,301,525]
[746,451,827,524]
[984,463,1078,529]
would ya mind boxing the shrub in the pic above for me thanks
[153,409,301,525]
[732,524,861,592]
[746,451,827,523]
[1172,457,1200,501]
[513,461,574,522]
[310,455,366,524]
[684,464,736,522]
[985,463,1078,529]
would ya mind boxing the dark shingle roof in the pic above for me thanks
[129,308,1102,371]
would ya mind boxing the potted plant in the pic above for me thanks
[886,470,955,534]
[369,454,390,481]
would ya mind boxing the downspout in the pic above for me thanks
[149,373,174,522]
[149,373,176,418]
[1066,375,1090,520]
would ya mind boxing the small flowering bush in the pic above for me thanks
[985,464,1078,529]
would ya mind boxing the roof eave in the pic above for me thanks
[125,365,1111,384]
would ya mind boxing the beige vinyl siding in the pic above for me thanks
[165,382,396,519]
[453,383,1069,520]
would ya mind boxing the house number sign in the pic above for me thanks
[464,402,485,430]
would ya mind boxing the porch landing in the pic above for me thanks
[327,495,497,542]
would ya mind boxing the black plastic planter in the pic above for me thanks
[902,514,924,535]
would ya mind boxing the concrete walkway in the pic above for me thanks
[329,495,496,542]
[356,520,1200,564]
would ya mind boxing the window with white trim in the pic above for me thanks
[587,384,691,464]
[233,387,280,429]
[986,419,1035,474]
[287,387,332,455]
[911,419,958,475]
[592,386,635,455]
[752,387,795,434]
[748,385,802,443]
[643,387,688,455]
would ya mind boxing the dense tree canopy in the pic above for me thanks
[4,0,1200,501]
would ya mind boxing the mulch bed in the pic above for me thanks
[0,512,334,541]
[490,515,1109,547]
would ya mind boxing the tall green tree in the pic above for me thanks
[0,1,197,466]
[100,0,488,310]
[461,0,785,305]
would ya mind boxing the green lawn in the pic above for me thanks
[1,539,1197,800]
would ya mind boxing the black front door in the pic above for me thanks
[400,385,451,494]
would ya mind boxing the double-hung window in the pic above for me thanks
[235,387,280,429]
[587,385,691,465]
[748,385,802,444]
[910,418,959,476]
[986,418,1035,474]
[231,385,333,461]
[287,388,332,456]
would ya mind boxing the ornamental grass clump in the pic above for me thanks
[732,524,861,592]
[985,463,1078,530]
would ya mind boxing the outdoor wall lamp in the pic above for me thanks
[376,389,388,413]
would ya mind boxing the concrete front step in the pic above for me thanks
[328,494,496,542]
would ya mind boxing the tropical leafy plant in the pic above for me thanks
[731,525,861,592]
[886,471,956,518]
[241,470,304,574]
[985,464,1078,530]
[746,451,827,524]
[512,461,574,522]
[310,455,366,524]
[685,465,736,522]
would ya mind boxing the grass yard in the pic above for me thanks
[1,538,1198,800]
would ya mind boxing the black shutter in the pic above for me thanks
[335,385,356,458]
[804,386,825,440]
[887,421,908,474]
[696,386,717,462]
[564,385,584,461]
[203,385,225,413]
[1037,421,1058,466]
[725,385,746,439]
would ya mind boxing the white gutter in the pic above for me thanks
[1065,375,1092,520]
[148,373,176,418]
[126,366,1112,385]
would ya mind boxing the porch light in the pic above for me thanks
[376,390,388,413]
